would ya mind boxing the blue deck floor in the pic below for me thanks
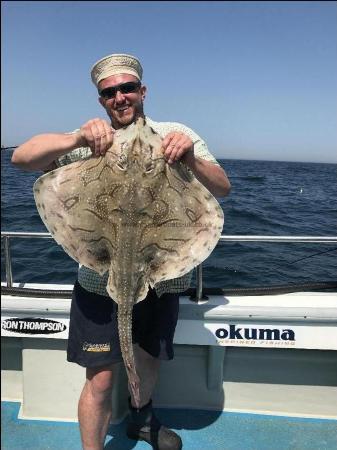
[2,401,337,450]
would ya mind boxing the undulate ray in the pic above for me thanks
[33,117,224,407]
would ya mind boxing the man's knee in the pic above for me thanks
[86,365,116,396]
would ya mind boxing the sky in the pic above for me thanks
[2,1,337,163]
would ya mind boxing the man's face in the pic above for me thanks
[98,74,146,129]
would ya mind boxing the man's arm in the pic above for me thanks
[11,118,114,171]
[183,152,231,197]
[162,132,231,198]
[11,133,83,171]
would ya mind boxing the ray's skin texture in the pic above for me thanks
[33,117,224,406]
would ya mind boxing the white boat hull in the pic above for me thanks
[2,283,337,422]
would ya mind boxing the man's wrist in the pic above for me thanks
[71,130,87,149]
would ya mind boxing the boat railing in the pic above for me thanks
[2,231,337,300]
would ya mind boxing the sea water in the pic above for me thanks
[1,150,336,288]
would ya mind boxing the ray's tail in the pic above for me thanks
[117,307,141,408]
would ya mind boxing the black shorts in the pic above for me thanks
[67,280,180,368]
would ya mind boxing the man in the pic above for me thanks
[12,53,231,450]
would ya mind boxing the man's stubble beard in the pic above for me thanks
[109,101,145,129]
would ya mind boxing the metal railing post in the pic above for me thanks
[196,264,203,302]
[3,236,13,287]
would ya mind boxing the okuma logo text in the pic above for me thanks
[215,324,295,341]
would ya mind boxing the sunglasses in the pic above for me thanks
[99,81,141,99]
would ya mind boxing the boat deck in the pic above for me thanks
[2,401,337,450]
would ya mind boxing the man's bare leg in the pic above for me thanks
[130,343,161,407]
[78,365,115,450]
[77,347,160,449]
[78,347,181,449]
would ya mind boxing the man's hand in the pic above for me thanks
[162,131,231,197]
[162,132,195,165]
[76,118,115,156]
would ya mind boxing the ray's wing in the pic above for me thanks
[138,162,224,288]
[33,157,119,276]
